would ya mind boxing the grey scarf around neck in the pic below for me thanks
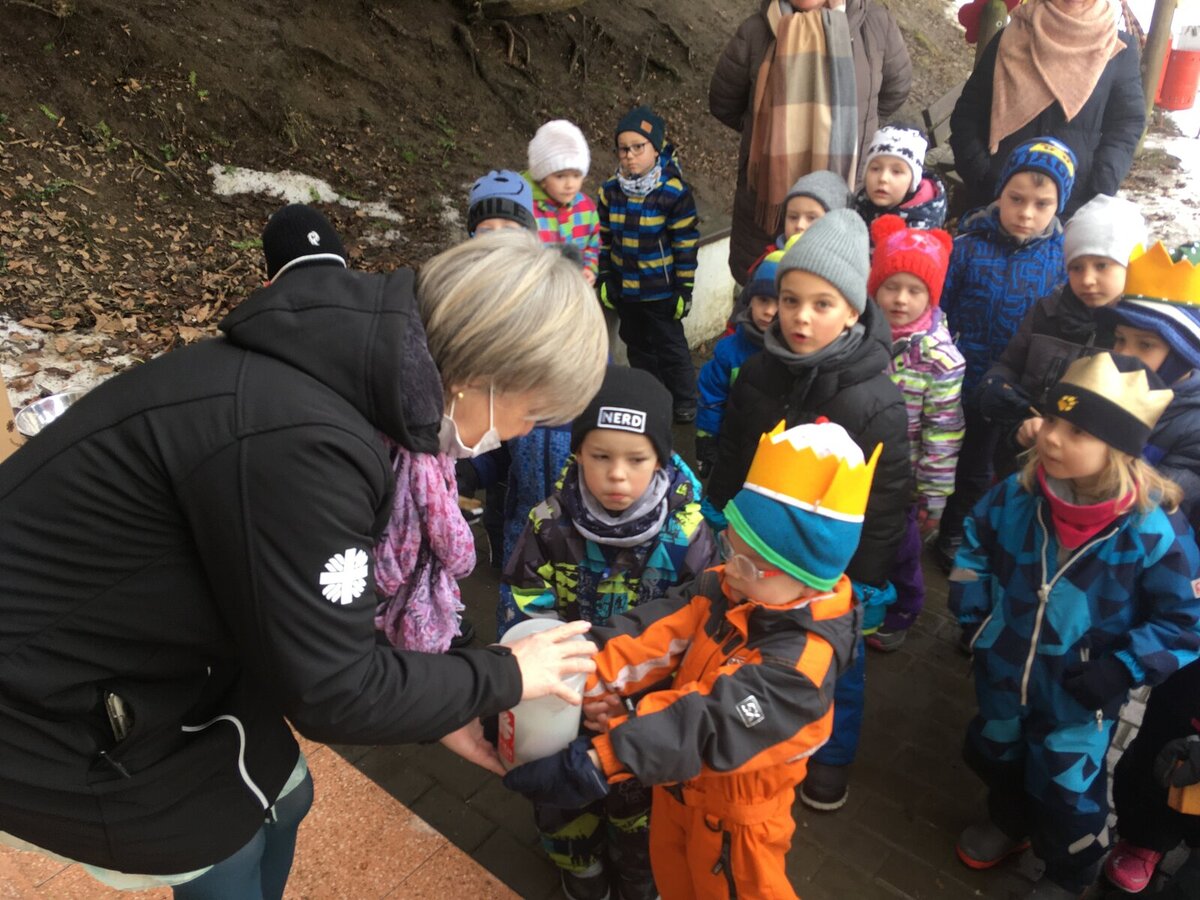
[617,163,662,198]
[733,306,767,348]
[763,320,866,372]
[574,467,672,548]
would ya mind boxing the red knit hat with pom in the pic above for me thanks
[868,215,954,307]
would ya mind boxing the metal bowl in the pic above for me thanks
[14,390,87,438]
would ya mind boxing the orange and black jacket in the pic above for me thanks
[587,569,861,807]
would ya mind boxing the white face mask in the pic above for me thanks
[439,384,502,459]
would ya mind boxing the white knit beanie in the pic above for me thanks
[528,120,590,182]
[863,126,927,196]
[1063,194,1148,265]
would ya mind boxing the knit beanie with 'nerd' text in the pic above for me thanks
[775,209,870,313]
[571,365,673,465]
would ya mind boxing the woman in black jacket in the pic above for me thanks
[0,228,605,897]
[949,0,1145,219]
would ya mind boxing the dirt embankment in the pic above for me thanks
[0,0,970,392]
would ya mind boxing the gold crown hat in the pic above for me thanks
[1046,352,1173,457]
[1124,241,1200,306]
[724,419,882,591]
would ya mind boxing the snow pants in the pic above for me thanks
[650,783,798,900]
[884,506,925,632]
[1113,659,1200,853]
[965,711,1113,892]
[616,298,696,411]
[534,777,654,890]
[812,635,866,767]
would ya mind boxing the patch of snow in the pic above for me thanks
[436,194,463,231]
[208,164,405,224]
[0,317,137,408]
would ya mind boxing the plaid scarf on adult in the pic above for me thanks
[990,0,1121,153]
[746,1,858,234]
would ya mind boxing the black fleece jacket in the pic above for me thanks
[0,266,521,874]
[707,301,911,588]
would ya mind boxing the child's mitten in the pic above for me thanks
[502,735,609,808]
[1154,735,1200,789]
[1062,657,1134,711]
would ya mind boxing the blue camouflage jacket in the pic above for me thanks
[941,205,1066,399]
[951,475,1200,724]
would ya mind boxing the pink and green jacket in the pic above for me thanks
[887,308,965,515]
[525,175,601,276]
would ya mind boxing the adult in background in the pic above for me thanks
[0,226,606,898]
[949,0,1145,219]
[709,0,912,282]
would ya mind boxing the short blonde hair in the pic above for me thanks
[1019,446,1182,515]
[416,229,608,424]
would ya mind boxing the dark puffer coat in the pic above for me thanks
[706,300,911,588]
[0,266,522,874]
[709,0,912,279]
[949,29,1145,219]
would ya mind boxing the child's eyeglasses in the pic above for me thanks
[616,141,650,157]
[718,531,785,581]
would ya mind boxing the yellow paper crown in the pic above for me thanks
[743,420,882,521]
[1058,353,1173,430]
[1124,242,1200,306]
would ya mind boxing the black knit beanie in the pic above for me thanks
[571,366,673,464]
[262,204,348,280]
[614,106,666,152]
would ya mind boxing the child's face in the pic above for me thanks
[1067,255,1127,308]
[783,196,826,238]
[578,429,659,513]
[777,270,860,355]
[875,273,931,328]
[541,170,584,207]
[473,218,527,236]
[720,527,816,606]
[748,294,779,332]
[864,156,913,209]
[997,172,1058,240]
[1037,414,1110,488]
[1113,324,1172,373]
[616,131,658,178]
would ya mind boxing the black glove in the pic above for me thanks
[454,459,480,497]
[502,735,609,808]
[695,435,717,479]
[1154,735,1200,789]
[978,375,1033,426]
[1062,657,1134,711]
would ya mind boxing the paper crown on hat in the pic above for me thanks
[1046,353,1173,457]
[744,419,881,521]
[724,419,881,591]
[1124,241,1200,306]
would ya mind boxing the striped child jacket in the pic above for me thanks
[526,176,601,276]
[598,145,700,304]
[887,308,965,515]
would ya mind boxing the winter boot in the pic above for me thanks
[955,821,1030,870]
[799,762,850,811]
[1103,841,1163,894]
[561,863,611,900]
[1157,849,1200,900]
[866,627,908,652]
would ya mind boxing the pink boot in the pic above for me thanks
[1104,841,1164,894]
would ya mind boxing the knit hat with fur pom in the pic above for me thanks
[868,215,954,307]
[528,120,590,183]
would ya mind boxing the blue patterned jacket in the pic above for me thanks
[940,206,1066,399]
[598,145,700,304]
[951,475,1200,725]
[696,325,761,438]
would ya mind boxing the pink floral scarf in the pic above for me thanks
[374,436,476,652]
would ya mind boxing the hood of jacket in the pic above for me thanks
[219,265,443,453]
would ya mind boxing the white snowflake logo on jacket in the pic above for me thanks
[319,548,369,605]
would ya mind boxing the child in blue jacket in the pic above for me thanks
[950,352,1200,900]
[934,137,1075,570]
[694,250,781,477]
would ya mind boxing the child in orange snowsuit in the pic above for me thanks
[504,420,878,899]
